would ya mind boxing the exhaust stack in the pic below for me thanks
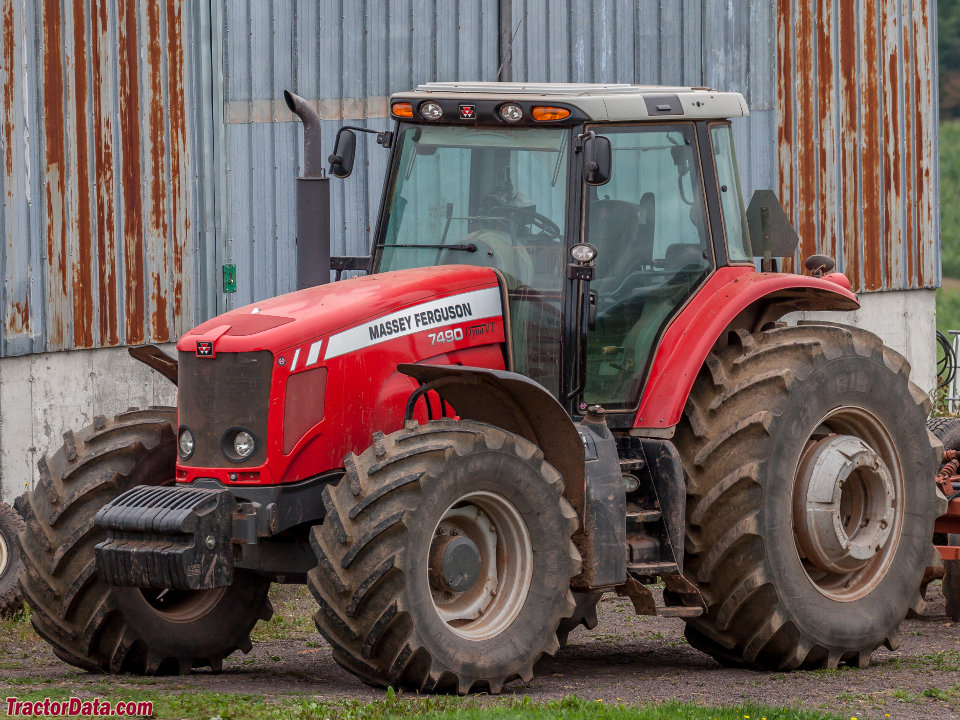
[285,90,331,288]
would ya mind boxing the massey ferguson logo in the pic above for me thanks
[196,341,214,357]
[459,104,476,120]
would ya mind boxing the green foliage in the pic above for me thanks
[942,0,960,119]
[936,285,960,335]
[941,121,960,279]
[938,120,960,375]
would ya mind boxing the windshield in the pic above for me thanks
[378,125,571,395]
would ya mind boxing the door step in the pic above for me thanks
[627,561,678,576]
[626,509,662,523]
[614,575,705,618]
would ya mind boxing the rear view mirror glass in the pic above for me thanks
[582,134,612,186]
[329,129,357,178]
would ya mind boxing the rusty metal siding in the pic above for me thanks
[777,0,939,292]
[0,0,202,357]
[217,0,500,310]
[1,0,940,359]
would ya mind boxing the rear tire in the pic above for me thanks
[17,408,273,674]
[309,419,580,694]
[0,501,25,616]
[675,323,942,670]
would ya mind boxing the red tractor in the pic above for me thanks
[17,83,943,693]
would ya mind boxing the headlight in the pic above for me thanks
[178,427,195,459]
[499,103,523,122]
[570,243,598,264]
[420,101,443,120]
[233,430,256,459]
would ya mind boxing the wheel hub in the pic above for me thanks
[429,534,482,593]
[429,492,533,640]
[794,434,896,575]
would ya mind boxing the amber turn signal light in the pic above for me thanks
[531,106,571,121]
[392,102,414,118]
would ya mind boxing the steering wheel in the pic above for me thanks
[485,205,562,242]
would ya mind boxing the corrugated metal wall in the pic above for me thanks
[0,0,940,356]
[217,0,500,309]
[0,0,203,356]
[506,0,779,224]
[777,0,939,292]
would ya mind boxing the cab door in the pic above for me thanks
[581,123,714,411]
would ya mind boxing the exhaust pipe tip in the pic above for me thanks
[285,89,324,177]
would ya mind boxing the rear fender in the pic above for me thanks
[634,267,859,430]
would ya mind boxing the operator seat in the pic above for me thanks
[664,243,704,272]
[591,194,655,294]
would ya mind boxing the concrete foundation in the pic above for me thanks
[0,345,177,504]
[0,288,938,505]
[783,288,937,397]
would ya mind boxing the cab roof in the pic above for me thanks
[392,82,749,122]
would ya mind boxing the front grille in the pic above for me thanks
[178,350,273,467]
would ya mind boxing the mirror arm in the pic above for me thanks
[334,125,393,149]
[574,130,595,153]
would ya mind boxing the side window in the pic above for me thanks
[583,124,713,409]
[710,125,753,262]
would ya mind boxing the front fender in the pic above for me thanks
[397,363,586,516]
[634,267,859,430]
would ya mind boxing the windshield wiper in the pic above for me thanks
[381,242,478,252]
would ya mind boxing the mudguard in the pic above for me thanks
[398,363,586,512]
[634,266,859,430]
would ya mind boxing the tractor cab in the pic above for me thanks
[365,83,755,420]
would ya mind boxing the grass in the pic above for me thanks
[0,689,853,720]
[0,602,38,644]
[891,649,960,672]
[250,585,315,641]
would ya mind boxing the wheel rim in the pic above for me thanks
[792,407,904,601]
[0,531,8,579]
[428,490,533,640]
[138,587,228,623]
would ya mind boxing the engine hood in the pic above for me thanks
[177,265,503,356]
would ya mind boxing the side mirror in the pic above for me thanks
[581,132,612,186]
[329,128,357,178]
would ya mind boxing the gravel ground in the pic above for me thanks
[3,584,960,719]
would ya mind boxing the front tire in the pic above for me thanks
[17,408,273,674]
[309,419,580,694]
[675,323,942,670]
